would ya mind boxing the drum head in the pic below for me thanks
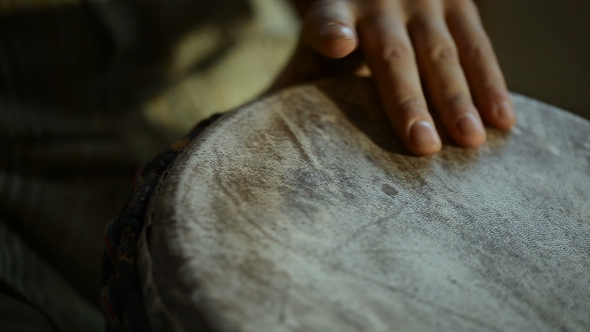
[140,78,590,331]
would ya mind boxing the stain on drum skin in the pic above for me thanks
[139,78,590,332]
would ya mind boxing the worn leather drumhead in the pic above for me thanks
[140,78,590,332]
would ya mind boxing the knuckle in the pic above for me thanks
[465,39,493,63]
[443,95,482,127]
[448,0,471,8]
[363,27,415,63]
[412,0,437,10]
[450,0,479,14]
[445,93,471,109]
[426,42,458,63]
[397,97,428,115]
[380,43,414,63]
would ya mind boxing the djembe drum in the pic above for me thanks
[136,78,590,331]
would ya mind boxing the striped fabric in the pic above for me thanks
[0,0,217,308]
[0,99,153,302]
[0,0,293,330]
[0,220,103,331]
[0,1,175,329]
[0,0,85,14]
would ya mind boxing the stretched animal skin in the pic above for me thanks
[140,78,590,332]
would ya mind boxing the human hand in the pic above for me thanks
[273,0,516,156]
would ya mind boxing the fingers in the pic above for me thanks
[445,0,516,129]
[408,2,486,148]
[303,0,359,59]
[360,12,442,155]
[299,0,514,155]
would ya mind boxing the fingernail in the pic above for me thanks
[320,23,354,40]
[495,100,515,120]
[410,120,441,148]
[457,114,485,136]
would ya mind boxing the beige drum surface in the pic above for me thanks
[139,78,590,332]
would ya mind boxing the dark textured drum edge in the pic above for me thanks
[137,103,267,332]
[101,114,224,332]
[139,77,590,332]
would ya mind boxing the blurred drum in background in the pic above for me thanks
[135,78,590,331]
